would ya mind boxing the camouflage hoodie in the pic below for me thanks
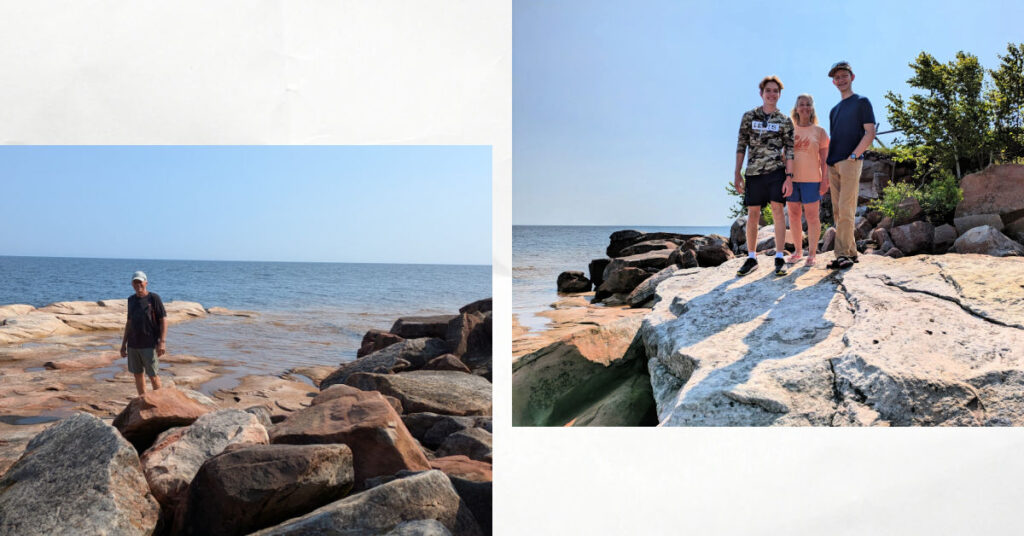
[736,106,795,176]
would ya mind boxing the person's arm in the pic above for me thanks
[819,129,830,195]
[120,318,130,357]
[734,152,746,193]
[782,118,795,197]
[735,112,750,193]
[157,317,167,357]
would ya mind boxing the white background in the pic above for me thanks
[2,2,1022,534]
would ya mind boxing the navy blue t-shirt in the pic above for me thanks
[827,94,875,165]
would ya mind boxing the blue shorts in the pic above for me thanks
[786,182,822,204]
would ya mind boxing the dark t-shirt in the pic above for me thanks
[827,93,875,165]
[126,292,167,349]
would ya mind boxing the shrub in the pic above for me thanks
[916,170,963,224]
[868,182,917,221]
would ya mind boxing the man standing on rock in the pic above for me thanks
[734,75,795,277]
[120,271,167,395]
[825,61,876,270]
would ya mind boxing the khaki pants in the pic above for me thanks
[828,159,863,259]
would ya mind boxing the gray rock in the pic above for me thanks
[250,470,480,536]
[0,413,160,535]
[391,316,459,339]
[601,249,675,281]
[950,225,1024,257]
[893,196,924,226]
[821,227,836,252]
[627,265,691,308]
[729,217,748,252]
[345,370,492,416]
[178,444,354,536]
[669,247,698,269]
[618,239,676,257]
[385,520,454,536]
[402,413,491,449]
[642,255,1024,426]
[954,213,1004,235]
[435,428,492,463]
[933,224,958,253]
[890,221,934,255]
[594,267,649,302]
[458,298,492,315]
[696,236,734,267]
[322,338,449,389]
[556,271,592,293]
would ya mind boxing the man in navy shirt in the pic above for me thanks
[119,271,167,395]
[825,61,875,269]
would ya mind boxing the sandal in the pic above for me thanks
[786,253,803,263]
[826,256,855,270]
[805,256,816,266]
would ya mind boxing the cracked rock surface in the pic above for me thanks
[642,254,1024,426]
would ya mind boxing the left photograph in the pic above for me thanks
[0,146,493,535]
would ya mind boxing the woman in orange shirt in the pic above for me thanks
[784,94,830,266]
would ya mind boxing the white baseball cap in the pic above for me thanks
[132,271,148,282]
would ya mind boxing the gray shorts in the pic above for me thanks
[127,347,159,377]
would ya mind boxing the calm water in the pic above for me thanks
[513,225,729,330]
[0,256,491,378]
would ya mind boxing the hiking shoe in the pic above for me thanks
[737,257,758,277]
[774,257,788,276]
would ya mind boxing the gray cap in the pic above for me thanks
[829,61,853,77]
[132,271,148,282]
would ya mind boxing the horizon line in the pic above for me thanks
[0,254,490,268]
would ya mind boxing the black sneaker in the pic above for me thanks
[737,257,758,277]
[774,257,788,276]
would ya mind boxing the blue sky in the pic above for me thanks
[513,0,1024,226]
[0,146,491,265]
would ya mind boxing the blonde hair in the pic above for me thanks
[790,94,818,125]
[759,75,783,93]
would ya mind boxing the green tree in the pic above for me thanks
[885,51,993,179]
[989,43,1024,162]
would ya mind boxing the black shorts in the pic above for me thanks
[744,168,786,208]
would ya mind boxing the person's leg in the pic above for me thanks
[805,200,821,263]
[133,373,146,395]
[746,205,761,256]
[827,165,844,259]
[771,201,787,255]
[833,159,862,260]
[149,375,162,390]
[787,201,804,259]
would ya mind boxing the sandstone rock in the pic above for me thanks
[642,255,1024,426]
[512,314,647,426]
[270,385,430,486]
[424,354,472,373]
[890,221,934,255]
[1004,215,1024,243]
[556,271,591,293]
[358,329,404,358]
[430,456,492,482]
[435,427,492,463]
[954,164,1024,219]
[321,338,448,389]
[113,387,218,451]
[933,224,958,252]
[893,196,924,226]
[821,227,836,252]
[588,258,611,289]
[206,306,259,317]
[954,213,1004,235]
[627,266,689,308]
[178,444,354,536]
[345,370,492,416]
[391,315,459,340]
[458,298,492,315]
[595,267,649,302]
[669,247,698,269]
[854,217,873,240]
[43,351,120,370]
[250,470,478,536]
[402,413,492,449]
[140,409,268,517]
[0,413,160,535]
[950,225,1024,257]
[0,303,34,321]
[446,311,491,358]
[0,313,77,344]
[885,247,904,258]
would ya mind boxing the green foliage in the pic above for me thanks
[990,43,1024,161]
[726,176,773,224]
[869,182,917,221]
[761,204,774,225]
[916,170,963,223]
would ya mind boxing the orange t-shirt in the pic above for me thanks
[792,124,829,182]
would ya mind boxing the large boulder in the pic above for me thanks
[178,444,354,536]
[618,239,676,257]
[954,213,1004,235]
[269,385,430,486]
[606,230,645,258]
[594,267,649,302]
[321,338,449,389]
[588,258,611,289]
[358,329,404,358]
[889,221,934,255]
[642,255,1024,426]
[0,413,160,535]
[391,315,459,339]
[696,235,734,267]
[1004,215,1024,243]
[893,196,924,226]
[430,456,492,483]
[512,315,649,426]
[729,216,748,252]
[458,298,492,315]
[601,249,675,281]
[556,271,591,293]
[250,470,480,536]
[112,387,218,451]
[446,311,491,358]
[950,225,1024,257]
[402,413,491,450]
[669,247,699,269]
[345,370,492,416]
[627,265,689,308]
[932,224,958,253]
[140,409,269,518]
[434,428,492,463]
[954,164,1024,220]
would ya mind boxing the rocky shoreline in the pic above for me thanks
[0,297,492,535]
[514,163,1024,427]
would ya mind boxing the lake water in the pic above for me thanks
[512,225,729,330]
[0,256,491,378]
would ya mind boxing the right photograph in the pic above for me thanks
[512,1,1024,426]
